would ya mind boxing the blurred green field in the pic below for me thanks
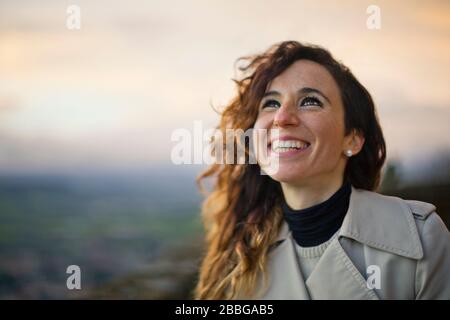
[0,163,449,299]
[0,171,204,299]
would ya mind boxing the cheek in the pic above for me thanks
[311,115,345,154]
[253,113,270,129]
[252,115,270,159]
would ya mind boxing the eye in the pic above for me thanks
[300,96,322,107]
[261,99,280,109]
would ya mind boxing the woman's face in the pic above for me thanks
[253,59,355,185]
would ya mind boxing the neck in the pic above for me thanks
[281,174,345,210]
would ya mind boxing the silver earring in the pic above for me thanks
[345,149,353,157]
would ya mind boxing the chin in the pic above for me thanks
[266,167,308,184]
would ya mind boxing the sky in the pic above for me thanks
[0,0,449,175]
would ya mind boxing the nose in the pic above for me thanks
[273,102,300,128]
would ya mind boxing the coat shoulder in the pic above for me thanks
[346,188,441,259]
[403,199,436,220]
[361,188,437,220]
[356,189,436,221]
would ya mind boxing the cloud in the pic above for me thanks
[0,0,449,172]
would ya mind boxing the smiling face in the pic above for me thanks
[253,59,360,186]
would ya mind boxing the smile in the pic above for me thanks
[267,138,311,157]
[271,139,310,153]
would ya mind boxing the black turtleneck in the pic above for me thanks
[281,182,352,247]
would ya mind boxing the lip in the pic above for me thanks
[267,143,311,158]
[269,135,310,145]
[267,135,312,158]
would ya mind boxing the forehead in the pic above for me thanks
[266,59,339,96]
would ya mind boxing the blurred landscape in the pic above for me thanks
[0,167,205,299]
[0,155,449,300]
[1,0,449,301]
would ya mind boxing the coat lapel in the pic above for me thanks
[305,238,379,300]
[263,186,426,300]
[258,223,311,299]
[338,187,424,259]
[263,234,310,300]
[266,224,379,300]
[304,186,423,299]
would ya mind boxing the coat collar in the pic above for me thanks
[274,186,424,259]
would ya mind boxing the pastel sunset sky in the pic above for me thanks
[1,0,449,174]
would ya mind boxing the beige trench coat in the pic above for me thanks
[247,187,450,300]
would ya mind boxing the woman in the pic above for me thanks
[194,41,450,300]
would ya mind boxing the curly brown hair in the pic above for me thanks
[194,41,386,299]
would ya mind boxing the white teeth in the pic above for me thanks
[271,139,309,152]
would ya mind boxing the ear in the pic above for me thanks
[343,129,365,156]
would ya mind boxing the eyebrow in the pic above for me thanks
[262,87,331,104]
